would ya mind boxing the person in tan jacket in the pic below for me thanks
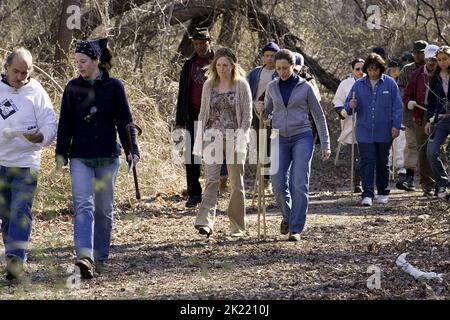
[193,47,252,238]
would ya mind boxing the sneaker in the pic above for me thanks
[219,176,228,194]
[422,189,434,197]
[361,197,372,206]
[395,173,406,190]
[186,195,202,207]
[94,260,107,274]
[404,175,416,191]
[375,195,389,204]
[198,226,213,238]
[5,256,24,280]
[230,231,245,237]
[354,184,362,193]
[75,257,94,279]
[437,187,448,199]
[280,220,289,235]
[288,232,301,241]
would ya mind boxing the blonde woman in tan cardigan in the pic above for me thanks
[192,47,252,238]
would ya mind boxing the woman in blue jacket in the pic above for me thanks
[344,53,403,206]
[56,39,140,279]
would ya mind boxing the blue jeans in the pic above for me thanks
[426,117,450,189]
[0,166,38,261]
[271,131,314,234]
[70,158,120,262]
[358,142,392,198]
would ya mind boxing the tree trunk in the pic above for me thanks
[54,0,82,75]
[217,9,241,50]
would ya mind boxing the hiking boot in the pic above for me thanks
[288,232,301,242]
[354,184,362,193]
[186,195,202,208]
[361,197,373,207]
[5,256,24,280]
[219,176,228,194]
[75,257,94,279]
[280,220,289,235]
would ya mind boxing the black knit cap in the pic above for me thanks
[76,38,108,60]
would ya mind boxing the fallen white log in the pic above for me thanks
[396,252,444,282]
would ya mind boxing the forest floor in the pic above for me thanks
[0,147,449,300]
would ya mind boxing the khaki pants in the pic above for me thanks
[195,158,246,234]
[414,118,435,190]
[404,125,418,171]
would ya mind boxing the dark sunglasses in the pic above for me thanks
[355,67,363,71]
[84,106,98,123]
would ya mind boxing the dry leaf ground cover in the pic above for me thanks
[0,148,448,300]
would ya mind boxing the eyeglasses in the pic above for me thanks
[355,68,363,71]
[84,106,98,123]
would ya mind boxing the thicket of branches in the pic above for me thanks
[0,0,448,213]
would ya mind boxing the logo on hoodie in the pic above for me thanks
[0,98,18,120]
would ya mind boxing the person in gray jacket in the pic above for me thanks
[256,49,330,241]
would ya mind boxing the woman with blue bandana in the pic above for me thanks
[56,39,140,279]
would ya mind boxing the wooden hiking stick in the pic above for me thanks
[392,138,397,181]
[256,112,267,240]
[251,107,267,240]
[414,104,427,112]
[334,142,342,166]
[350,91,356,201]
[126,123,142,200]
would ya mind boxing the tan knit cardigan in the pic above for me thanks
[193,78,253,161]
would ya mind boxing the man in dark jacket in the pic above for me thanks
[396,40,428,191]
[175,27,214,207]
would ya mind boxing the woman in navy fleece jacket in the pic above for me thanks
[56,39,140,279]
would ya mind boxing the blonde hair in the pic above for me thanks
[206,47,246,87]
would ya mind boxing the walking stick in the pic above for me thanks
[126,123,142,200]
[392,138,397,181]
[350,92,356,201]
[334,142,342,166]
[256,113,267,240]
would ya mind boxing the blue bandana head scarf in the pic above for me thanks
[76,39,107,60]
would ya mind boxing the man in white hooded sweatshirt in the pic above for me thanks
[0,48,57,280]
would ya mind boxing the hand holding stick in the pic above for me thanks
[126,123,142,200]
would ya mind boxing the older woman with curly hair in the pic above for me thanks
[344,53,403,206]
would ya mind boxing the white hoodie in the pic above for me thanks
[0,78,57,169]
[332,75,357,145]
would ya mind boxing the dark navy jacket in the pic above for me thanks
[427,74,450,121]
[56,68,139,160]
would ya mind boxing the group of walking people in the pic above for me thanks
[175,28,330,243]
[1,40,139,280]
[1,29,448,282]
[333,41,450,206]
